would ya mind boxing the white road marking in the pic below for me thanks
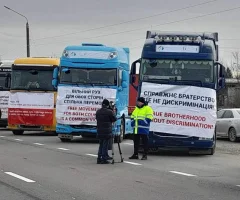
[123,143,133,145]
[5,172,35,183]
[86,154,97,157]
[57,148,69,151]
[236,185,240,187]
[85,154,142,166]
[0,136,5,138]
[169,171,197,177]
[14,139,23,141]
[34,143,44,146]
[124,161,142,166]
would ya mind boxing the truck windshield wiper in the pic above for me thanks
[25,87,52,92]
[144,79,170,84]
[176,80,203,86]
[11,87,25,90]
[91,82,113,88]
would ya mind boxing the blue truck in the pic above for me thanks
[130,31,225,155]
[52,43,133,142]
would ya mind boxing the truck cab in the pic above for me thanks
[53,43,133,142]
[130,31,225,155]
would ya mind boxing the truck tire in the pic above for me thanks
[12,130,24,135]
[209,132,217,155]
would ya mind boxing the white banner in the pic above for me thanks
[0,91,10,119]
[141,82,217,138]
[9,92,54,109]
[56,86,117,125]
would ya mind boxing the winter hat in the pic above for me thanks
[102,99,110,106]
[137,97,146,104]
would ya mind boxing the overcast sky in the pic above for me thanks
[0,0,240,66]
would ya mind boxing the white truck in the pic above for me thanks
[0,60,13,127]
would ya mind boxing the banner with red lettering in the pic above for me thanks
[141,82,217,138]
[8,92,54,126]
[0,91,10,119]
[56,86,116,125]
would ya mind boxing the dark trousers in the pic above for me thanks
[133,134,148,155]
[98,138,110,161]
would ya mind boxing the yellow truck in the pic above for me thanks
[8,57,59,135]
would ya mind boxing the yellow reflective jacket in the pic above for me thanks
[131,105,153,134]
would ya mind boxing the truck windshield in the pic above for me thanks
[11,69,55,91]
[141,59,214,83]
[60,68,117,86]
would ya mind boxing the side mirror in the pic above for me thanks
[122,81,128,88]
[214,61,224,78]
[218,77,225,88]
[215,62,226,89]
[122,71,128,82]
[52,79,58,88]
[219,64,224,78]
[130,59,140,84]
[53,67,59,79]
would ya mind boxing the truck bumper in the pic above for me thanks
[8,124,56,132]
[56,124,97,136]
[144,132,215,151]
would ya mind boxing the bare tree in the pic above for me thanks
[231,52,240,78]
[224,52,240,108]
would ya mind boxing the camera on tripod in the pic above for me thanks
[109,101,118,113]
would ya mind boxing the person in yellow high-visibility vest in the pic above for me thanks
[129,97,154,160]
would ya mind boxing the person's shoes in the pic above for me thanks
[106,156,113,160]
[129,154,139,159]
[141,155,147,160]
[101,160,110,164]
[97,159,102,164]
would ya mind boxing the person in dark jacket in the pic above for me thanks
[96,99,117,164]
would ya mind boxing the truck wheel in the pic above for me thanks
[12,130,24,135]
[60,138,71,143]
[210,131,217,155]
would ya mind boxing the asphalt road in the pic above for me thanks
[0,129,240,200]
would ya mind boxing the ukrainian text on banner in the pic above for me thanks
[0,91,10,119]
[56,86,116,125]
[8,92,54,126]
[141,82,217,138]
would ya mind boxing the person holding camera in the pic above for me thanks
[129,97,154,160]
[96,99,117,164]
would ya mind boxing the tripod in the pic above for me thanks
[111,122,124,164]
